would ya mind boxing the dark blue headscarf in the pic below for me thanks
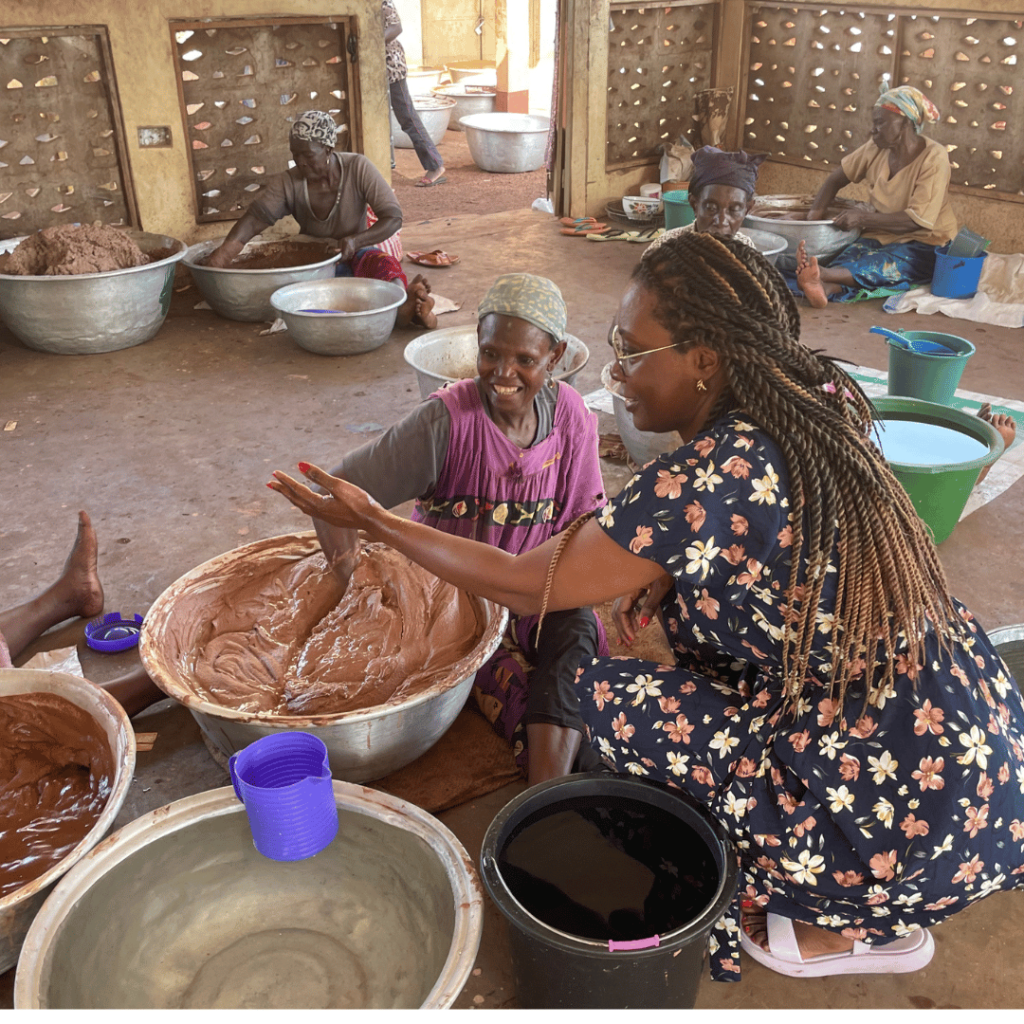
[688,146,767,200]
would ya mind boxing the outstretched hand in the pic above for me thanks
[268,462,379,532]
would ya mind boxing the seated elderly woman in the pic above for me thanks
[307,273,609,785]
[659,145,767,247]
[794,84,958,307]
[205,110,436,328]
[271,232,1022,984]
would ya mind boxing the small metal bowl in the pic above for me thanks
[270,278,407,356]
[601,361,681,467]
[404,326,589,401]
[182,239,343,323]
[0,231,186,354]
[741,228,789,266]
[15,784,483,1008]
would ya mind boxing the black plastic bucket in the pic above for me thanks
[480,773,738,1008]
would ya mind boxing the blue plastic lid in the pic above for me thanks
[85,611,145,653]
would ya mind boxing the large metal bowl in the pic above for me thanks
[0,231,186,354]
[741,194,860,272]
[743,194,861,272]
[138,532,508,783]
[404,325,589,401]
[445,61,497,85]
[15,783,483,1008]
[182,238,343,322]
[431,83,497,131]
[601,361,681,467]
[0,669,134,973]
[391,95,455,148]
[270,278,406,355]
[460,113,550,174]
[742,227,789,266]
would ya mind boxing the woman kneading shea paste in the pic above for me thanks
[171,537,484,716]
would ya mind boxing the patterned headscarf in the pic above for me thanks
[290,110,338,149]
[478,273,567,345]
[688,146,767,201]
[875,85,940,133]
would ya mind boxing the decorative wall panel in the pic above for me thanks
[0,28,133,240]
[171,18,357,223]
[607,2,716,168]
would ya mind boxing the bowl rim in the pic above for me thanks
[458,111,550,134]
[138,531,509,727]
[182,237,344,275]
[269,278,407,317]
[403,325,589,381]
[0,230,188,282]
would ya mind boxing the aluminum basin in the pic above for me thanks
[404,326,589,401]
[270,278,406,355]
[391,95,455,148]
[431,83,497,131]
[741,227,788,265]
[138,532,508,784]
[15,784,483,1008]
[460,113,550,174]
[601,361,681,467]
[743,194,862,272]
[182,238,342,322]
[0,231,186,354]
[0,669,134,973]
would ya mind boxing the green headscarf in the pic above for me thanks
[477,273,567,345]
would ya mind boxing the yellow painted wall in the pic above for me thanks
[1,1,391,244]
[567,1,1024,253]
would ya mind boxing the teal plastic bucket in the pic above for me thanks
[870,396,1004,544]
[885,331,975,405]
[663,190,695,230]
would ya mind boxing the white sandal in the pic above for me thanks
[739,912,935,978]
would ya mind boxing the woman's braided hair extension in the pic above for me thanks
[634,231,964,710]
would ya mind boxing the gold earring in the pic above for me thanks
[696,378,707,392]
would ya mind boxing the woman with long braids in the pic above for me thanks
[269,232,1023,984]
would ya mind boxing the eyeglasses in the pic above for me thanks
[609,324,679,376]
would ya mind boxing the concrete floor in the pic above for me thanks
[2,205,1023,1009]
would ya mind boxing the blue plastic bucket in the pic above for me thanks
[663,190,695,230]
[931,242,986,299]
[229,732,338,861]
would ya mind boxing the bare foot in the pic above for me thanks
[59,510,105,619]
[742,907,854,959]
[397,274,437,328]
[976,403,1017,485]
[796,240,829,309]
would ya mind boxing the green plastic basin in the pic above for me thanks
[871,396,1004,545]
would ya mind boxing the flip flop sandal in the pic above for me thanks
[406,250,460,267]
[415,175,448,188]
[560,222,608,236]
[739,913,935,978]
[586,229,637,242]
[559,216,603,227]
[628,228,665,244]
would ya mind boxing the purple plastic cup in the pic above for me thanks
[228,732,339,861]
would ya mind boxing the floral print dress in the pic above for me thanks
[575,412,1024,981]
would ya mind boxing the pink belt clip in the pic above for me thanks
[608,935,660,952]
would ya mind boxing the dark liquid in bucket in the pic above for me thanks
[497,797,718,941]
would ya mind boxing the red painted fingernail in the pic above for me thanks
[639,616,650,629]
[266,482,275,489]
[297,462,311,473]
